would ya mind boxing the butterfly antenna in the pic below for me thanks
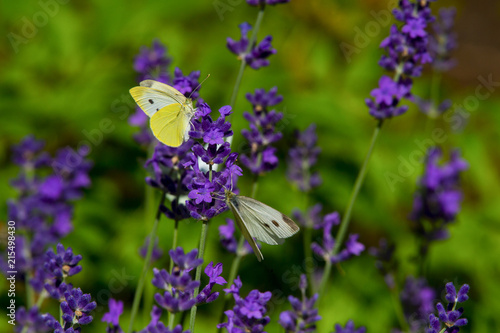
[188,74,210,99]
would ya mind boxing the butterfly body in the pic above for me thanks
[130,80,195,147]
[225,190,300,262]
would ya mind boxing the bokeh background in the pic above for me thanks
[1,0,500,332]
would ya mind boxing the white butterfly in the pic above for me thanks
[129,80,195,147]
[224,189,300,261]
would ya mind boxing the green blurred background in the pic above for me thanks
[1,0,500,332]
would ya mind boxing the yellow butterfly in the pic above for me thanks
[129,80,195,147]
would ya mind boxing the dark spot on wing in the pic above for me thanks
[156,108,159,111]
[272,220,280,227]
[282,214,299,231]
[264,223,271,228]
[148,99,154,104]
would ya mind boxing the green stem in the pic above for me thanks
[390,285,410,332]
[226,7,266,148]
[170,219,180,272]
[228,8,266,110]
[127,192,167,333]
[189,220,210,332]
[300,192,315,295]
[334,120,383,255]
[168,312,176,330]
[318,120,384,298]
[167,218,180,327]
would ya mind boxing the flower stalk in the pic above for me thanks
[127,191,166,333]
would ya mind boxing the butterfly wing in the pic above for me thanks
[140,80,187,101]
[226,196,264,262]
[150,103,190,147]
[129,80,186,117]
[235,196,300,245]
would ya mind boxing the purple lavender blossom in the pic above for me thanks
[45,282,74,302]
[11,135,50,168]
[369,239,397,289]
[246,0,290,6]
[333,320,366,333]
[102,298,124,326]
[292,204,324,228]
[44,243,82,281]
[414,95,452,118]
[185,104,242,220]
[287,124,322,192]
[366,0,438,119]
[219,218,254,255]
[240,87,283,175]
[172,68,202,99]
[410,147,468,248]
[60,287,97,326]
[400,277,436,332]
[144,141,193,220]
[137,306,164,333]
[218,276,272,332]
[196,262,227,304]
[311,212,365,264]
[227,23,276,70]
[429,8,458,71]
[152,248,225,313]
[279,274,321,332]
[139,236,164,262]
[134,39,172,83]
[428,282,469,333]
[15,306,54,333]
[5,136,92,292]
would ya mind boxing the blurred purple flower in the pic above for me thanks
[369,238,397,289]
[279,275,321,332]
[139,236,164,262]
[334,320,366,333]
[102,299,124,328]
[414,95,452,118]
[15,306,54,333]
[240,87,284,175]
[287,124,322,192]
[227,22,276,70]
[311,212,365,264]
[410,147,468,247]
[219,218,254,256]
[134,39,172,83]
[429,8,458,71]
[400,277,436,332]
[5,136,92,292]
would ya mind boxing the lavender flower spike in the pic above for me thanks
[279,274,321,332]
[240,87,284,175]
[218,276,272,332]
[227,23,276,70]
[366,0,438,119]
[428,282,470,333]
[287,124,322,192]
[334,320,366,333]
